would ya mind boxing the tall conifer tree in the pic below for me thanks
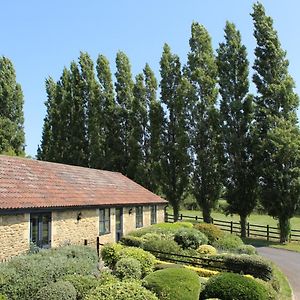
[160,44,190,221]
[252,3,300,242]
[0,56,25,156]
[217,22,257,237]
[186,23,222,223]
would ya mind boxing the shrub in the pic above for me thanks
[114,257,142,280]
[194,223,224,244]
[35,281,77,300]
[100,243,123,268]
[97,270,119,285]
[0,295,7,300]
[154,262,184,271]
[62,274,99,300]
[184,265,219,277]
[140,233,162,243]
[118,247,156,277]
[174,228,208,249]
[85,280,158,300]
[197,245,217,255]
[153,222,194,229]
[120,236,143,247]
[236,244,257,255]
[144,268,201,300]
[213,233,244,251]
[254,278,278,300]
[200,273,270,300]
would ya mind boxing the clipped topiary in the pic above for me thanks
[35,281,77,300]
[85,280,158,300]
[236,244,257,255]
[213,233,244,251]
[118,247,156,277]
[114,257,142,280]
[62,274,99,300]
[197,244,217,255]
[144,268,201,300]
[200,272,271,300]
[152,222,194,229]
[194,223,225,244]
[174,228,208,249]
[100,243,123,268]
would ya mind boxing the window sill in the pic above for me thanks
[99,232,111,236]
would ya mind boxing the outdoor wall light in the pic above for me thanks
[77,212,82,222]
[128,208,133,215]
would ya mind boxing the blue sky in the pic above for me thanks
[1,1,300,157]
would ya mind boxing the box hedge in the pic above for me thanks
[35,281,77,300]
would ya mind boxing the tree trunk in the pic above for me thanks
[173,203,180,222]
[279,216,290,243]
[202,205,212,223]
[240,214,247,238]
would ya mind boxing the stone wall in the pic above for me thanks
[0,213,30,260]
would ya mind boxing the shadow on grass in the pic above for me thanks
[242,237,280,248]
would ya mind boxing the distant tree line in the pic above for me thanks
[1,3,298,243]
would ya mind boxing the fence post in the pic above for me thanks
[180,214,183,220]
[165,212,168,223]
[195,215,198,221]
[267,225,269,241]
[96,237,100,257]
[211,218,214,224]
[230,221,233,234]
[84,239,87,246]
[247,222,250,237]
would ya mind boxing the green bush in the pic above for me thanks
[197,244,217,255]
[35,281,76,300]
[118,247,156,277]
[213,233,244,251]
[114,258,142,280]
[193,223,224,244]
[236,244,257,255]
[154,262,184,271]
[213,254,273,281]
[144,268,201,300]
[100,243,123,268]
[97,270,119,286]
[140,233,162,243]
[0,295,7,300]
[62,274,99,300]
[0,246,98,300]
[120,236,143,247]
[200,273,270,300]
[85,280,158,300]
[174,228,208,249]
[254,278,278,300]
[153,222,194,229]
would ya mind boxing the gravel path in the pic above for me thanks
[256,247,300,300]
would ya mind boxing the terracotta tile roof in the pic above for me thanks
[0,156,167,211]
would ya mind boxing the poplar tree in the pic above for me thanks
[160,44,190,221]
[79,52,102,168]
[217,22,257,237]
[144,63,164,194]
[252,2,300,242]
[96,55,120,171]
[0,56,25,156]
[114,51,135,174]
[186,23,222,223]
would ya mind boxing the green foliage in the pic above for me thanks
[213,233,244,251]
[114,257,142,280]
[97,270,119,286]
[153,222,193,229]
[236,244,257,255]
[197,245,217,256]
[62,274,99,300]
[86,280,158,300]
[100,243,123,268]
[0,56,25,156]
[186,22,222,223]
[118,247,156,277]
[154,262,184,271]
[0,245,98,300]
[254,278,278,300]
[0,295,7,300]
[35,281,76,300]
[144,268,201,300]
[193,223,224,244]
[200,273,271,300]
[174,228,208,249]
[217,21,257,238]
[160,43,190,221]
[120,236,143,247]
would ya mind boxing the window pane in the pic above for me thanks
[100,208,110,234]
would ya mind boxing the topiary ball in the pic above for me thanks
[174,228,208,249]
[197,244,217,255]
[35,281,77,300]
[114,257,142,280]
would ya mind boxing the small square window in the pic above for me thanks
[99,208,110,235]
[136,206,143,228]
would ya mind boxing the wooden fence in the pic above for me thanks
[166,213,300,242]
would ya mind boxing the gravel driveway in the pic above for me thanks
[256,247,300,300]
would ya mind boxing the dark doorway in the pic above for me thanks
[115,208,123,242]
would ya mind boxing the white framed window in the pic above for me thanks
[151,205,157,224]
[136,206,143,228]
[99,208,110,235]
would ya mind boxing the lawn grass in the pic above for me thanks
[272,264,293,300]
